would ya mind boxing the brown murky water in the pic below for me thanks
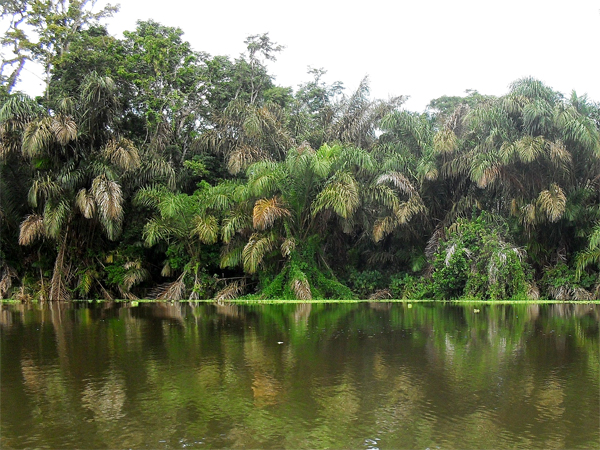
[1,301,598,449]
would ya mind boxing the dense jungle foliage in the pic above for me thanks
[1,1,599,301]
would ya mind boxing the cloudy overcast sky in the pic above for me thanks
[10,0,600,111]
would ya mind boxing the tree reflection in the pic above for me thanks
[1,301,598,449]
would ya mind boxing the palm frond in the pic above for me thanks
[375,171,416,195]
[312,171,359,219]
[253,196,291,230]
[522,98,553,135]
[92,175,123,239]
[77,269,97,298]
[373,216,397,243]
[0,265,18,299]
[49,235,71,302]
[556,106,600,155]
[588,223,600,250]
[43,200,70,239]
[22,117,53,158]
[291,275,312,300]
[433,128,458,154]
[142,218,177,247]
[576,249,600,277]
[133,185,169,210]
[214,280,244,301]
[122,261,150,291]
[470,152,500,188]
[393,195,425,225]
[537,184,566,222]
[103,138,141,171]
[281,237,296,257]
[246,160,283,197]
[192,215,219,244]
[509,77,558,104]
[154,272,186,300]
[0,93,41,124]
[139,156,176,190]
[520,203,537,226]
[75,189,96,219]
[547,140,572,170]
[227,144,266,175]
[51,114,77,145]
[202,181,240,211]
[19,214,45,245]
[242,233,276,273]
[514,135,545,163]
[221,207,252,243]
[576,222,600,277]
[220,241,244,268]
[367,184,400,211]
[369,289,392,300]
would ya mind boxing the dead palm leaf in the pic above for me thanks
[51,114,77,145]
[547,140,572,170]
[49,234,71,302]
[375,172,416,195]
[19,214,45,245]
[537,184,566,222]
[291,276,312,300]
[103,138,141,171]
[227,144,265,175]
[122,261,150,292]
[92,175,123,238]
[214,280,244,301]
[0,265,18,299]
[22,117,53,158]
[281,237,296,257]
[154,272,186,300]
[373,216,397,243]
[75,189,96,219]
[393,195,425,225]
[253,196,291,230]
[369,289,392,300]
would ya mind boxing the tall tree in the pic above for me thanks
[1,0,118,95]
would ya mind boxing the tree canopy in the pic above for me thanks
[1,4,599,301]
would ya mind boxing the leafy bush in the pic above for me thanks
[347,270,385,298]
[540,263,598,300]
[390,273,433,299]
[432,212,532,300]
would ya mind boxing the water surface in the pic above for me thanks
[1,301,598,449]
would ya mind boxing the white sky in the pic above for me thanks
[8,0,600,111]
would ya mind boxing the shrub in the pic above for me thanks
[431,212,532,300]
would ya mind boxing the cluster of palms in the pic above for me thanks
[1,20,599,301]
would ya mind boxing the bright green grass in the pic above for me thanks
[2,298,599,305]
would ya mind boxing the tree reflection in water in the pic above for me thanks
[1,301,598,449]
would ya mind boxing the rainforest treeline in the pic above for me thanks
[1,2,599,301]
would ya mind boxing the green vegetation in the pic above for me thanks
[1,1,599,301]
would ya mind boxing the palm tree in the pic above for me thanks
[12,74,142,300]
[200,98,294,175]
[431,78,600,296]
[133,185,219,299]
[200,142,421,299]
[327,76,405,150]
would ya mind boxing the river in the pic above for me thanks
[1,301,598,449]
